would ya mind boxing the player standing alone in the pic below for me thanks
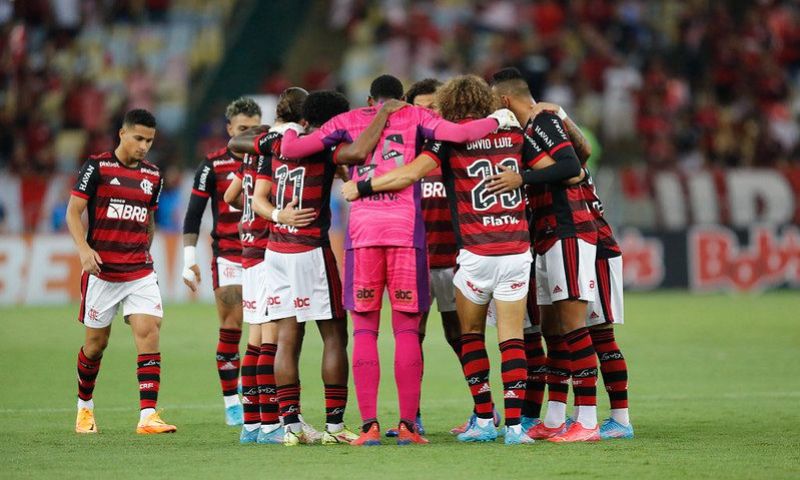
[68,109,176,435]
[182,98,262,425]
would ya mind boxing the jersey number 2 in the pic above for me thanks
[466,158,522,211]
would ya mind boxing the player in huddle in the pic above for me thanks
[67,109,175,435]
[342,75,581,444]
[182,98,262,425]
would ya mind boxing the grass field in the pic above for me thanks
[2,292,799,479]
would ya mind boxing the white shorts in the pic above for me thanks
[242,261,269,325]
[213,256,242,289]
[454,249,533,305]
[429,267,456,313]
[264,247,344,323]
[486,299,537,331]
[535,238,597,305]
[79,272,163,328]
[586,256,625,326]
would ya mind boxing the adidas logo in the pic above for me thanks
[227,172,236,180]
[552,285,563,294]
[478,383,491,394]
[590,311,600,319]
[220,361,237,371]
[110,177,121,185]
[504,390,519,399]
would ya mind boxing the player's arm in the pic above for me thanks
[251,153,315,227]
[531,102,592,162]
[228,125,270,154]
[333,100,408,165]
[67,161,103,275]
[427,108,517,143]
[181,160,214,292]
[341,152,439,202]
[147,176,163,249]
[224,163,244,210]
[486,122,582,194]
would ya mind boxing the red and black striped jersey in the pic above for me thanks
[187,147,243,262]
[257,136,336,254]
[423,126,545,257]
[235,152,271,268]
[581,172,621,259]
[421,166,457,268]
[525,113,597,254]
[71,151,163,282]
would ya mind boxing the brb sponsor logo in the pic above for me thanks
[293,297,310,308]
[690,226,800,292]
[106,199,147,222]
[421,180,446,199]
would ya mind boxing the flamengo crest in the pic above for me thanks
[140,178,154,195]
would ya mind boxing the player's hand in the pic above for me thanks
[341,180,360,202]
[79,246,103,276]
[277,197,315,227]
[182,264,201,292]
[488,108,521,130]
[380,99,409,115]
[531,102,563,118]
[486,163,523,194]
[270,122,305,135]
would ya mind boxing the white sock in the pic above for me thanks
[507,424,523,434]
[298,414,309,426]
[475,417,493,428]
[543,401,566,428]
[326,422,344,433]
[260,423,281,434]
[610,408,630,426]
[223,395,241,408]
[576,405,597,429]
[77,398,94,410]
[570,405,580,420]
[287,422,303,434]
[244,423,261,432]
[140,407,156,422]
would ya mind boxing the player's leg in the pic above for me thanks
[213,273,244,425]
[346,247,385,445]
[385,246,428,445]
[588,256,632,438]
[239,261,271,443]
[75,273,122,434]
[256,322,281,444]
[274,316,307,445]
[548,239,600,443]
[521,265,546,430]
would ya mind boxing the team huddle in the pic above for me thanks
[67,67,632,445]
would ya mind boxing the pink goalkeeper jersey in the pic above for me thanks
[319,106,445,249]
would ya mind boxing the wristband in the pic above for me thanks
[356,179,374,197]
[183,246,196,267]
[272,209,281,223]
[557,107,567,121]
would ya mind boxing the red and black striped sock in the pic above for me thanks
[241,344,260,425]
[77,348,101,403]
[257,343,279,426]
[277,383,301,426]
[459,333,493,419]
[523,332,546,419]
[216,328,241,397]
[137,353,160,410]
[324,384,348,425]
[590,328,628,409]
[544,334,571,404]
[564,327,598,406]
[500,338,527,427]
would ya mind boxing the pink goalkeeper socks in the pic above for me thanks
[352,310,381,422]
[392,310,422,423]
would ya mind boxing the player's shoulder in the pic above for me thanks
[83,151,114,168]
[139,159,162,177]
[205,146,229,161]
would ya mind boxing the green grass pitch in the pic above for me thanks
[2,292,799,479]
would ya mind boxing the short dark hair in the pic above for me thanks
[225,97,262,121]
[369,74,404,101]
[123,109,156,129]
[491,67,531,98]
[405,78,442,105]
[302,90,350,128]
[276,87,309,123]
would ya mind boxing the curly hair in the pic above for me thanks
[275,87,309,123]
[225,97,261,121]
[435,75,499,122]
